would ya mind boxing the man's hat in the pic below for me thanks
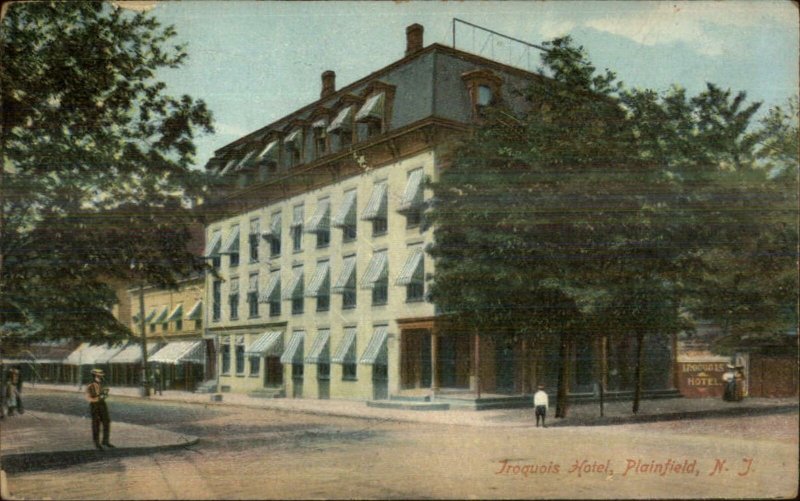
[537,384,545,389]
[91,368,105,376]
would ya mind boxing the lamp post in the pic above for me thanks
[132,260,151,398]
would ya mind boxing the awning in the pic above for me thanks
[305,199,330,234]
[305,261,330,297]
[355,92,385,122]
[397,169,424,213]
[204,231,222,257]
[144,307,158,323]
[64,343,123,366]
[109,342,162,364]
[235,149,258,171]
[304,329,330,364]
[149,340,205,364]
[220,159,237,175]
[332,190,357,228]
[89,344,127,365]
[220,225,240,254]
[332,327,357,364]
[359,325,388,365]
[152,305,170,324]
[262,213,282,241]
[311,117,328,129]
[280,331,305,364]
[186,300,203,320]
[257,140,278,160]
[167,304,183,322]
[245,330,283,357]
[290,205,304,228]
[284,129,302,148]
[327,106,353,133]
[281,267,304,300]
[395,248,424,285]
[332,255,356,293]
[361,182,387,221]
[259,272,281,303]
[360,251,388,289]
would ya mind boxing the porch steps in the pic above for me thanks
[248,388,285,399]
[367,399,449,411]
[193,379,218,394]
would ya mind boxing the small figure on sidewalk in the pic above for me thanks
[722,364,737,402]
[86,368,115,450]
[734,367,746,401]
[152,368,163,396]
[4,369,22,416]
[533,384,549,428]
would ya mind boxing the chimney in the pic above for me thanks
[321,70,336,98]
[405,23,424,56]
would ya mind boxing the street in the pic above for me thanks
[4,391,798,499]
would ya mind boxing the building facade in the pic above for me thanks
[202,24,676,401]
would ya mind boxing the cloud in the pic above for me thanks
[583,1,796,57]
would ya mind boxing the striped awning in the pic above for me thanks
[332,255,356,293]
[332,190,357,228]
[284,128,302,147]
[144,307,158,323]
[331,327,357,364]
[257,140,278,160]
[149,340,205,364]
[280,331,305,364]
[397,169,424,213]
[281,267,304,300]
[153,306,170,324]
[64,343,123,366]
[395,248,424,285]
[167,304,183,322]
[355,92,385,122]
[109,342,162,364]
[235,149,258,171]
[290,205,304,228]
[220,158,237,175]
[304,329,330,364]
[220,225,240,254]
[312,117,328,129]
[305,261,330,297]
[359,326,388,365]
[259,272,281,303]
[360,251,388,289]
[204,231,222,257]
[186,300,203,320]
[245,331,283,357]
[262,213,282,241]
[89,343,127,365]
[327,106,353,133]
[361,182,387,221]
[305,199,330,234]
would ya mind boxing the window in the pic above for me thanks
[398,247,425,302]
[334,328,357,381]
[206,229,222,269]
[256,140,278,182]
[175,319,183,331]
[292,363,304,378]
[284,128,303,168]
[477,84,493,106]
[462,69,502,120]
[248,219,260,263]
[249,356,260,376]
[150,323,156,333]
[291,205,303,252]
[306,198,330,249]
[362,182,388,237]
[317,229,330,248]
[307,260,330,313]
[195,319,202,330]
[355,92,386,140]
[221,340,231,374]
[248,273,259,318]
[333,255,357,310]
[271,235,281,256]
[343,288,357,309]
[235,340,245,374]
[263,271,281,317]
[327,105,353,151]
[230,252,240,268]
[333,190,357,242]
[292,296,303,315]
[265,212,282,257]
[283,266,304,315]
[229,277,240,320]
[212,280,222,321]
[318,363,330,380]
[270,297,282,317]
[222,225,240,268]
[161,322,168,332]
[312,118,328,158]
[372,217,387,236]
[212,256,221,269]
[362,251,388,306]
[343,361,357,380]
[399,169,424,228]
[372,275,388,306]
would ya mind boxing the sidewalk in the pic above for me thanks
[19,382,800,429]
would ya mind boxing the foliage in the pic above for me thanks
[1,1,214,344]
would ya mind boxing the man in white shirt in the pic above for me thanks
[533,384,549,428]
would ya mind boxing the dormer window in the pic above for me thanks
[312,117,329,158]
[256,139,279,181]
[355,92,385,139]
[462,69,502,120]
[327,106,354,150]
[284,128,303,168]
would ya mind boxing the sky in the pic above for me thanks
[127,0,799,170]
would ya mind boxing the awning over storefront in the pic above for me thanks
[332,190,357,228]
[64,343,124,366]
[282,266,304,300]
[359,326,388,365]
[361,182,387,221]
[360,251,388,289]
[332,255,356,294]
[220,225,240,255]
[305,199,330,234]
[280,331,305,364]
[395,247,424,286]
[304,329,330,364]
[305,261,330,297]
[397,168,424,213]
[109,342,162,364]
[245,330,283,357]
[332,327,357,364]
[149,340,205,364]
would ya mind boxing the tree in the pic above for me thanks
[0,2,214,349]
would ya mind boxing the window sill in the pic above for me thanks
[342,377,358,382]
[248,374,260,378]
[372,302,388,307]
[235,373,246,378]
[342,305,357,311]
[405,297,425,304]
[248,315,261,319]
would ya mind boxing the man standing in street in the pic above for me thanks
[85,368,114,450]
[533,384,549,428]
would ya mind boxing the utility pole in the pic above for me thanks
[139,282,150,398]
